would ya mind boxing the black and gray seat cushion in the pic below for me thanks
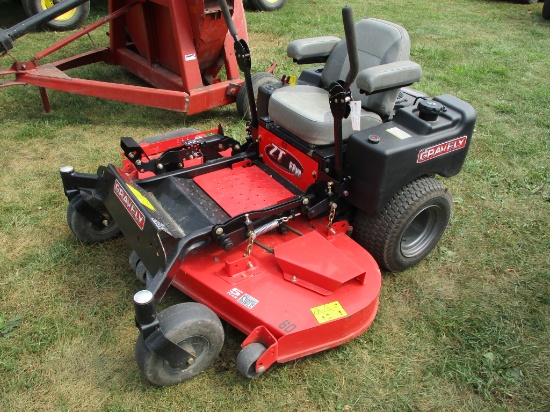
[268,18,421,146]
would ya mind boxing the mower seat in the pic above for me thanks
[268,18,422,146]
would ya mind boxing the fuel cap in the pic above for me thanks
[418,100,447,121]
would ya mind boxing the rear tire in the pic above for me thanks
[543,0,550,20]
[135,303,224,386]
[249,0,287,12]
[236,72,279,121]
[23,0,90,31]
[353,176,452,272]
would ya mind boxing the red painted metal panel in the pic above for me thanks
[186,80,242,114]
[115,48,185,90]
[169,0,206,90]
[193,165,295,217]
[258,127,320,191]
[274,230,366,295]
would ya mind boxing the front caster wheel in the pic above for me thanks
[135,303,224,386]
[236,343,267,378]
[66,194,121,243]
[353,176,452,272]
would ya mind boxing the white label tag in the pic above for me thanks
[350,100,361,131]
[386,127,411,140]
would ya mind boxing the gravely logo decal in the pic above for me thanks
[417,136,468,163]
[114,180,145,230]
[265,143,304,178]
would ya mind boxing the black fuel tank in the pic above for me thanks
[345,94,476,215]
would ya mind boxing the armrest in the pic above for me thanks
[287,36,340,64]
[356,61,422,94]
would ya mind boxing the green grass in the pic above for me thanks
[1,0,549,410]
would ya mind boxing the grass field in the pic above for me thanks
[1,0,548,410]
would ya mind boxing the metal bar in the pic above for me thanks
[169,0,205,91]
[149,233,212,302]
[114,48,185,91]
[39,87,51,113]
[52,48,111,71]
[33,2,138,61]
[16,73,190,111]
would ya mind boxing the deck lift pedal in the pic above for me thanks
[59,0,476,385]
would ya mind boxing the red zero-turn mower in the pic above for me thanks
[59,1,476,385]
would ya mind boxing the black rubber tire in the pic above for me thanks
[23,0,90,31]
[135,303,224,386]
[130,250,152,284]
[129,250,140,271]
[139,128,200,144]
[543,0,550,20]
[66,195,121,244]
[236,343,267,378]
[236,72,279,121]
[135,261,149,284]
[249,0,287,11]
[353,176,452,272]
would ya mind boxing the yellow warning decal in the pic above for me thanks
[310,301,348,324]
[127,185,156,211]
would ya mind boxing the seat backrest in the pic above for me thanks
[321,18,411,117]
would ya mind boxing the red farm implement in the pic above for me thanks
[0,0,275,115]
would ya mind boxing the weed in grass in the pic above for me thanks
[0,316,22,338]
